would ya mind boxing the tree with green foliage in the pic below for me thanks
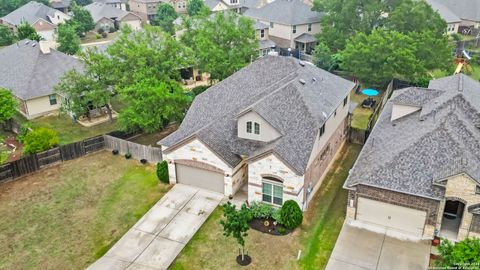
[0,25,15,46]
[23,128,59,154]
[117,79,189,132]
[156,161,169,183]
[312,42,336,71]
[71,2,95,35]
[220,202,253,262]
[341,30,419,86]
[385,0,446,35]
[437,238,480,268]
[55,69,113,121]
[187,0,208,16]
[72,0,92,6]
[0,88,17,124]
[153,3,178,34]
[16,22,41,41]
[57,23,81,55]
[279,200,303,229]
[183,12,258,81]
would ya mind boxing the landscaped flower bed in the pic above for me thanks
[246,200,302,236]
[248,217,291,236]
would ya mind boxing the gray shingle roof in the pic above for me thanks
[1,1,65,25]
[294,33,317,43]
[93,0,128,5]
[244,0,322,25]
[426,0,480,22]
[0,40,83,100]
[50,0,71,9]
[160,56,354,174]
[345,74,480,200]
[259,39,275,49]
[84,2,132,23]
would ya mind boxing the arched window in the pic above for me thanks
[254,122,260,134]
[246,121,252,133]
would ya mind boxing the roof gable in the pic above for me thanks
[244,0,322,25]
[1,1,65,25]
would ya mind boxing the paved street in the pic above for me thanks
[87,184,224,270]
[326,222,430,270]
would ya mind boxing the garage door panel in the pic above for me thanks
[176,164,224,194]
[357,198,426,236]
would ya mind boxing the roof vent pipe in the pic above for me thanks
[299,79,306,85]
[299,61,305,67]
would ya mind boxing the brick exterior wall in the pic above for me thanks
[354,185,440,225]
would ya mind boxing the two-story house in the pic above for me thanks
[426,0,461,34]
[255,21,275,57]
[0,1,70,41]
[344,74,480,241]
[159,56,355,209]
[426,0,480,31]
[93,0,128,11]
[244,0,323,55]
[128,0,161,22]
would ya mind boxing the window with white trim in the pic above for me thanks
[254,122,260,134]
[260,29,265,38]
[262,181,283,205]
[246,121,252,133]
[292,25,296,33]
[308,23,312,32]
[49,94,57,105]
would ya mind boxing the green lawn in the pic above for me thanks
[18,113,118,145]
[170,144,362,270]
[0,151,170,269]
[350,91,380,130]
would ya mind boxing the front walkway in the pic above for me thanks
[87,184,224,270]
[326,222,430,270]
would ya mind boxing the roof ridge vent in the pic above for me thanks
[299,79,306,85]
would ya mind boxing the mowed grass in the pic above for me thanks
[28,114,118,145]
[0,151,170,270]
[170,144,362,270]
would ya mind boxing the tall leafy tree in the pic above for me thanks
[385,0,446,35]
[16,22,41,41]
[57,23,81,55]
[153,3,178,34]
[340,30,422,86]
[0,88,17,124]
[71,2,95,35]
[55,70,114,121]
[117,79,189,132]
[187,0,207,16]
[0,25,15,46]
[312,42,336,71]
[183,12,258,81]
[72,0,92,6]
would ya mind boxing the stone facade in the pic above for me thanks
[443,174,480,240]
[248,154,304,208]
[470,215,480,234]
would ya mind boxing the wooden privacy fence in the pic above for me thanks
[0,135,105,183]
[103,135,162,163]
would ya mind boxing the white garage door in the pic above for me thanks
[357,197,427,237]
[175,164,224,194]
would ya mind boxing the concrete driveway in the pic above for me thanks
[87,184,223,270]
[326,223,430,270]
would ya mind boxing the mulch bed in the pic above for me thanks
[248,217,292,236]
[236,255,252,266]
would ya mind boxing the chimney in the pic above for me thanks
[39,40,51,54]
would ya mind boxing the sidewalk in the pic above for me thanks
[87,184,224,270]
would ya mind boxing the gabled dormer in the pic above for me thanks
[391,103,421,121]
[237,110,281,142]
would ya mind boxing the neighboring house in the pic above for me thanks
[128,0,161,22]
[85,2,142,31]
[49,0,71,13]
[255,20,275,57]
[344,74,480,241]
[159,56,355,209]
[204,0,270,13]
[244,0,322,54]
[0,40,83,119]
[94,0,128,11]
[426,0,480,30]
[0,1,70,41]
[427,0,461,33]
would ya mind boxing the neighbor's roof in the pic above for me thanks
[345,74,480,200]
[259,39,275,49]
[85,2,136,23]
[1,1,66,26]
[160,56,354,174]
[254,20,268,30]
[426,0,480,22]
[294,33,317,43]
[49,0,71,9]
[0,40,83,100]
[93,0,128,5]
[244,0,322,25]
[426,0,462,23]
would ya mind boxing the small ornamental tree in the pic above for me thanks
[437,238,480,268]
[156,161,169,183]
[220,202,253,263]
[57,22,81,55]
[279,200,303,229]
[0,88,17,125]
[16,22,41,41]
[71,2,95,35]
[23,128,59,154]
